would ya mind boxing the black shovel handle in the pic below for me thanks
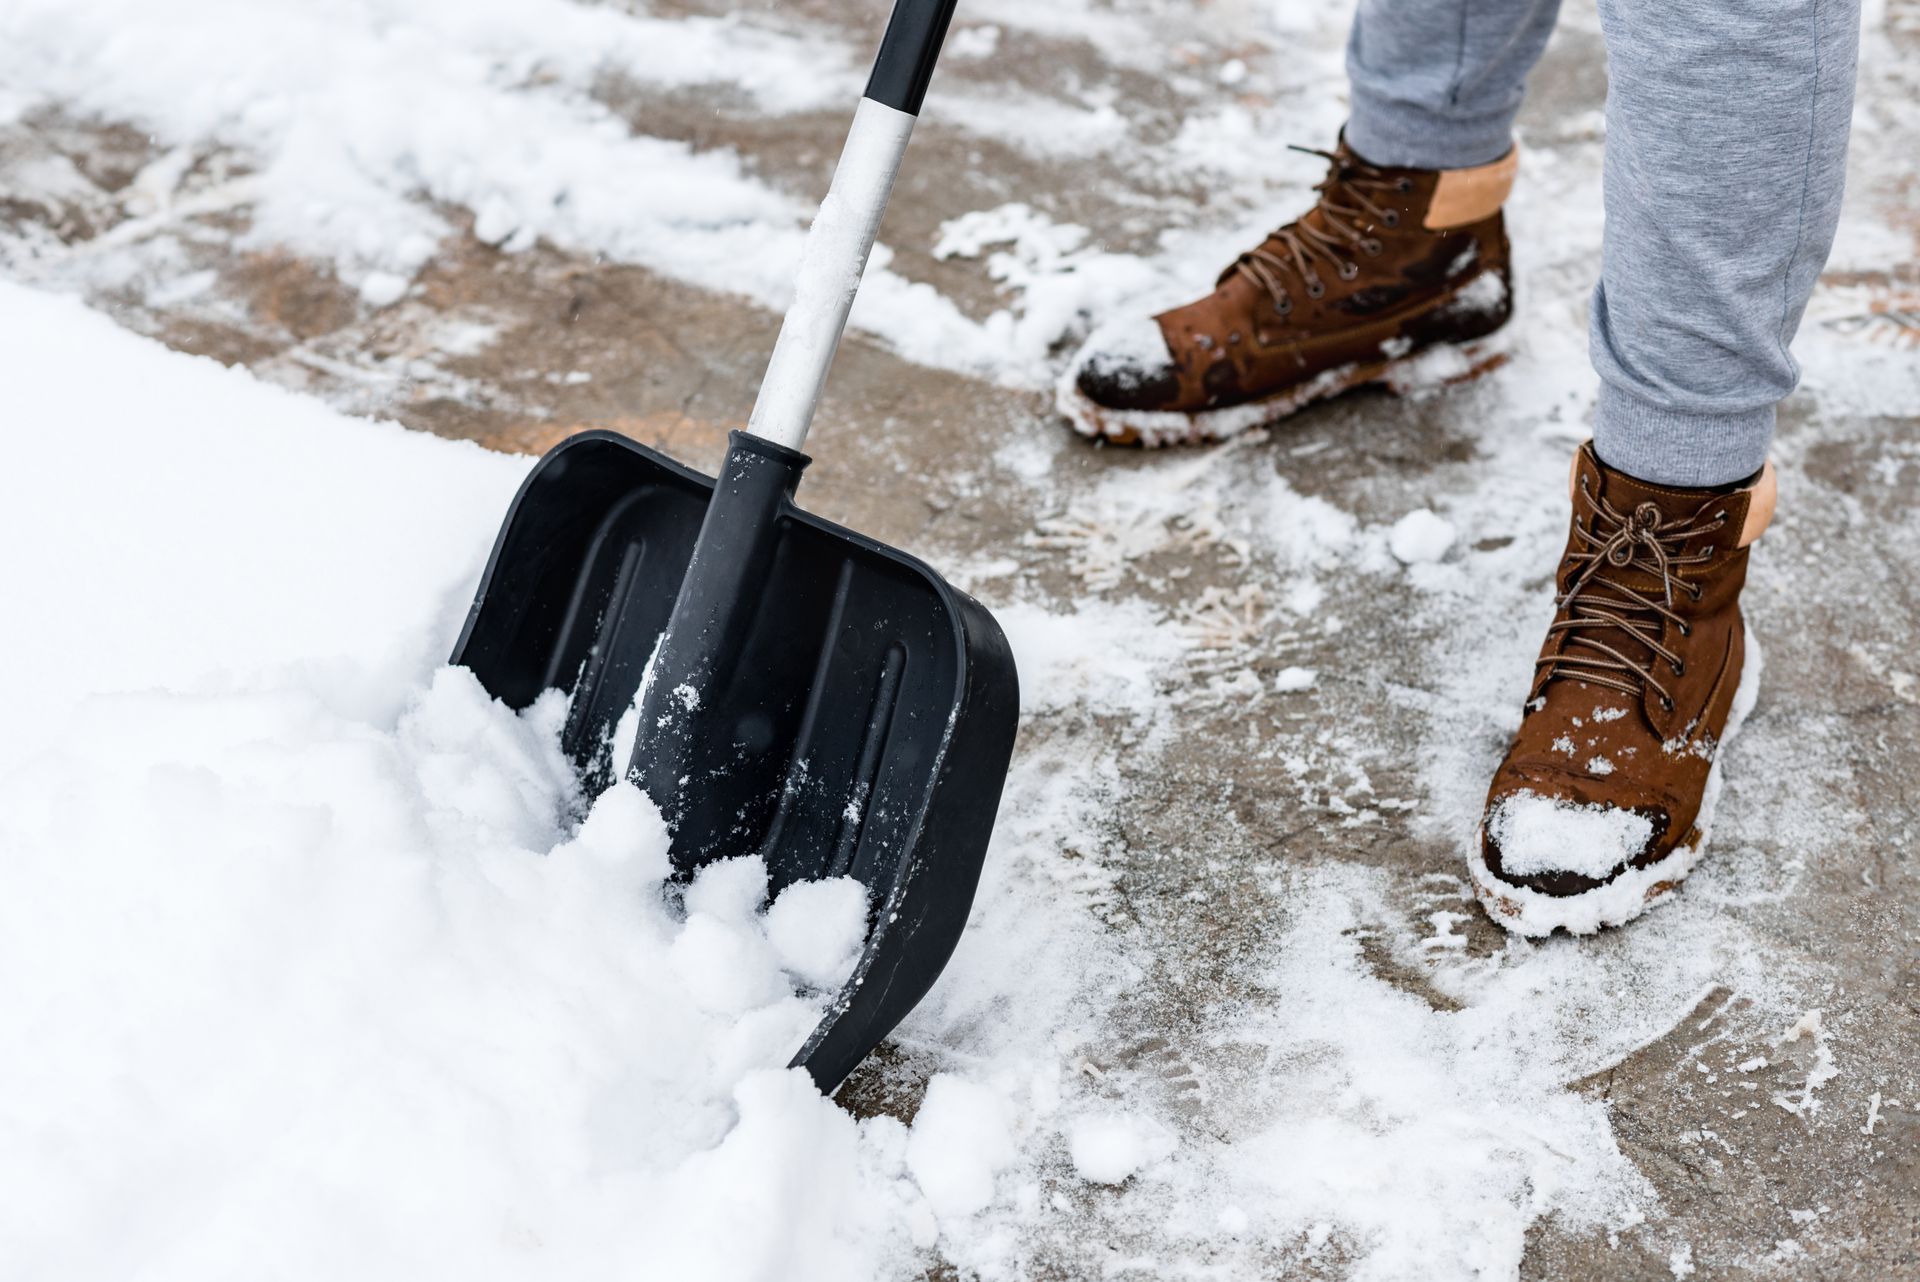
[864,0,959,116]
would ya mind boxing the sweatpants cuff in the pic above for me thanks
[1592,383,1775,488]
[1344,91,1517,170]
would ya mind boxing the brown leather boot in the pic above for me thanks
[1471,443,1778,936]
[1057,139,1517,447]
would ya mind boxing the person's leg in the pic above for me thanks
[1472,0,1862,936]
[1345,0,1566,170]
[1589,0,1863,487]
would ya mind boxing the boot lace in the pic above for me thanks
[1229,145,1408,314]
[1537,475,1731,709]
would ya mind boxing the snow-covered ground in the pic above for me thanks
[2,0,1917,1279]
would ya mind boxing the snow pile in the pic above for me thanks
[0,282,934,1280]
[1487,790,1654,878]
[1,671,919,1278]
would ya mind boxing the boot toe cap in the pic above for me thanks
[1481,787,1669,896]
[1071,316,1182,411]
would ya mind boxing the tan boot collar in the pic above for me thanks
[1738,461,1776,547]
[1425,146,1519,230]
[1564,443,1776,546]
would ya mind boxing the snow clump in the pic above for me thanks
[1068,1112,1176,1184]
[1487,790,1654,878]
[1274,665,1318,692]
[1388,508,1457,565]
[765,876,871,990]
[906,1075,1018,1217]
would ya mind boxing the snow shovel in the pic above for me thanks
[450,0,1017,1094]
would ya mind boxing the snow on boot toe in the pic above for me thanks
[1483,790,1655,886]
[1070,315,1180,411]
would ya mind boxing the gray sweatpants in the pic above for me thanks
[1345,0,1862,487]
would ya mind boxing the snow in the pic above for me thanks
[1388,508,1458,565]
[0,281,944,1282]
[1275,665,1319,692]
[933,202,1087,265]
[0,206,1846,1282]
[670,910,792,1014]
[685,855,773,922]
[764,878,870,991]
[946,25,1003,60]
[1072,313,1176,390]
[1771,1008,1840,1116]
[905,1076,1017,1218]
[1487,791,1655,880]
[1067,1113,1175,1184]
[0,283,527,762]
[357,269,410,307]
[2,0,1913,1273]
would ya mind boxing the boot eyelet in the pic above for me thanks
[1659,695,1674,711]
[1382,211,1400,228]
[1396,178,1413,193]
[1361,238,1383,256]
[1678,622,1691,636]
[1338,261,1359,281]
[1306,279,1326,299]
[1701,544,1714,557]
[1275,297,1293,316]
[1671,660,1685,676]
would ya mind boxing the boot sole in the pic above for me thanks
[1467,628,1764,938]
[1055,275,1513,449]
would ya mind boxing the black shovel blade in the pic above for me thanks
[451,430,1019,1092]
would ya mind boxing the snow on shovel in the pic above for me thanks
[451,0,1019,1093]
